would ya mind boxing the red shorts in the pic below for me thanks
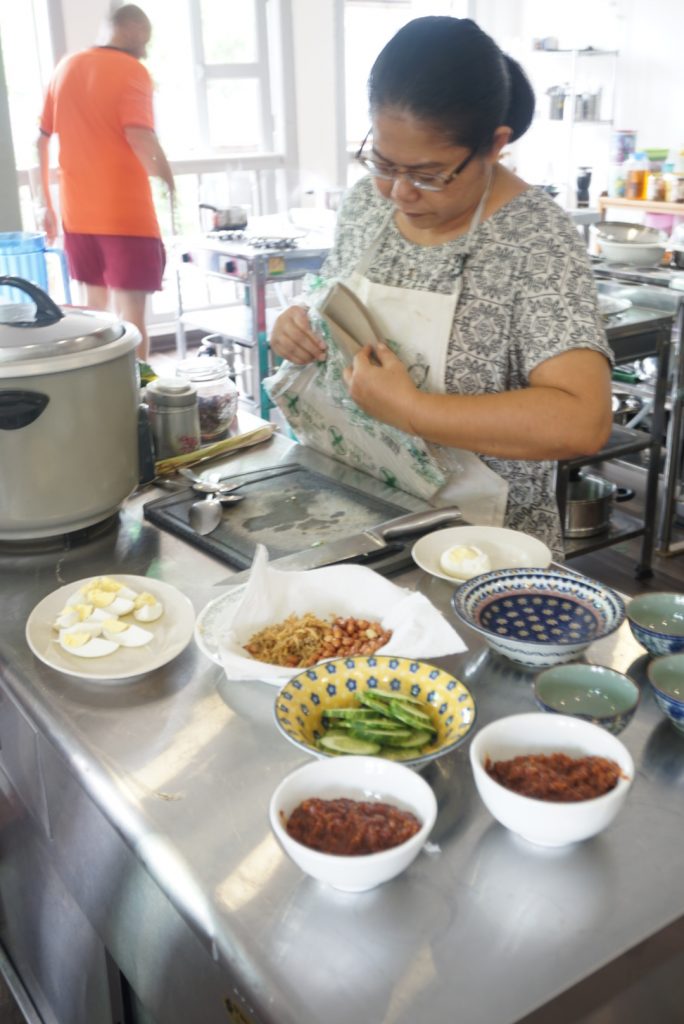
[63,231,166,292]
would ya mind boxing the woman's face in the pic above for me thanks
[368,109,506,232]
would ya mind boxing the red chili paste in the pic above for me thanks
[285,797,421,855]
[485,752,623,802]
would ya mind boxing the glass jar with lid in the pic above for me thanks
[175,357,239,443]
[144,377,201,460]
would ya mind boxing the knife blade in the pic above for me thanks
[224,506,463,583]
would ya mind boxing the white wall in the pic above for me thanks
[290,0,346,202]
[477,0,684,207]
[59,0,109,54]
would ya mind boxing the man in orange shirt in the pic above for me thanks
[37,4,174,359]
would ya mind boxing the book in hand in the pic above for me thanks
[319,281,384,366]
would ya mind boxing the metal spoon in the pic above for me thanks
[188,492,244,536]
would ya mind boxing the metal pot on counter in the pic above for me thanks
[199,203,249,232]
[563,472,635,538]
[0,276,141,540]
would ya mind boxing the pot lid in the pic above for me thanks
[0,277,124,365]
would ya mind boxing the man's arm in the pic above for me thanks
[34,131,59,244]
[124,126,175,194]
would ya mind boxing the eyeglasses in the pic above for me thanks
[355,130,475,193]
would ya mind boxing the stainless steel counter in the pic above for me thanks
[1,438,683,1024]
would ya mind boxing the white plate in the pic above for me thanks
[598,295,632,317]
[25,574,196,682]
[194,584,249,670]
[411,526,552,583]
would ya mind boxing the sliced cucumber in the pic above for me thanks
[389,700,433,730]
[384,728,435,749]
[357,692,395,716]
[350,726,415,744]
[318,732,381,755]
[323,707,386,721]
[365,690,424,707]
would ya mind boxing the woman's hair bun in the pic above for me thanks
[502,54,535,142]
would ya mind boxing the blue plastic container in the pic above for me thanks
[0,232,71,305]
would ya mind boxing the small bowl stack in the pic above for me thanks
[451,568,625,668]
[626,592,684,657]
[534,663,640,735]
[647,655,684,734]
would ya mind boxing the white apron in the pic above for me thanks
[265,179,509,525]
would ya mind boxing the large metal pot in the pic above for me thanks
[563,473,635,538]
[0,276,140,540]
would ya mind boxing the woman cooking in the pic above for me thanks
[268,16,613,558]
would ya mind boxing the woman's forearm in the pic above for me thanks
[408,385,612,460]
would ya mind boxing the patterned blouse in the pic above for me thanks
[319,176,612,558]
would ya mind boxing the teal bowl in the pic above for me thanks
[647,654,684,735]
[534,663,640,735]
[626,592,684,657]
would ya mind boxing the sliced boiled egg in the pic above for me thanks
[101,619,153,647]
[88,576,138,601]
[58,630,119,658]
[60,620,104,639]
[53,602,94,630]
[83,589,136,616]
[439,544,492,581]
[132,591,163,622]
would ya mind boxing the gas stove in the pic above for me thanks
[205,231,300,250]
[592,258,684,289]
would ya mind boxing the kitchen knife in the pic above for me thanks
[224,506,463,582]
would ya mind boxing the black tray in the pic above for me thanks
[143,464,417,575]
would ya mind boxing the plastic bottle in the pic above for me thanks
[608,163,627,198]
[625,152,649,201]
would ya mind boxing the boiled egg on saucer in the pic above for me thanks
[132,592,164,623]
[53,603,112,630]
[439,544,491,581]
[81,588,135,616]
[101,619,154,647]
[58,629,120,658]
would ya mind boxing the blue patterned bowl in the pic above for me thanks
[274,655,476,769]
[451,568,625,668]
[626,592,684,657]
[646,654,684,734]
[534,663,640,734]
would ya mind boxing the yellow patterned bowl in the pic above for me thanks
[274,654,476,769]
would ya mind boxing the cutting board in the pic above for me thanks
[143,464,416,573]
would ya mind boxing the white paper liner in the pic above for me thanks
[217,544,467,684]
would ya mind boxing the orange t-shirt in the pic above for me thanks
[40,47,160,238]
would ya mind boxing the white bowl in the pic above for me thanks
[269,756,437,892]
[597,239,666,266]
[412,525,551,583]
[469,713,634,847]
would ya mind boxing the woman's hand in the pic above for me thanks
[343,342,418,433]
[270,306,327,364]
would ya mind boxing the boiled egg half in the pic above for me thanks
[132,591,164,623]
[439,544,492,581]
[101,619,154,647]
[58,629,119,658]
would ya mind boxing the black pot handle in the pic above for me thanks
[0,390,50,430]
[615,487,636,503]
[0,276,64,327]
[198,203,219,212]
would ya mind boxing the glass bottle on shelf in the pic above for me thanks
[176,357,239,443]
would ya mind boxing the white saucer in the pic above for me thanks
[411,526,552,583]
